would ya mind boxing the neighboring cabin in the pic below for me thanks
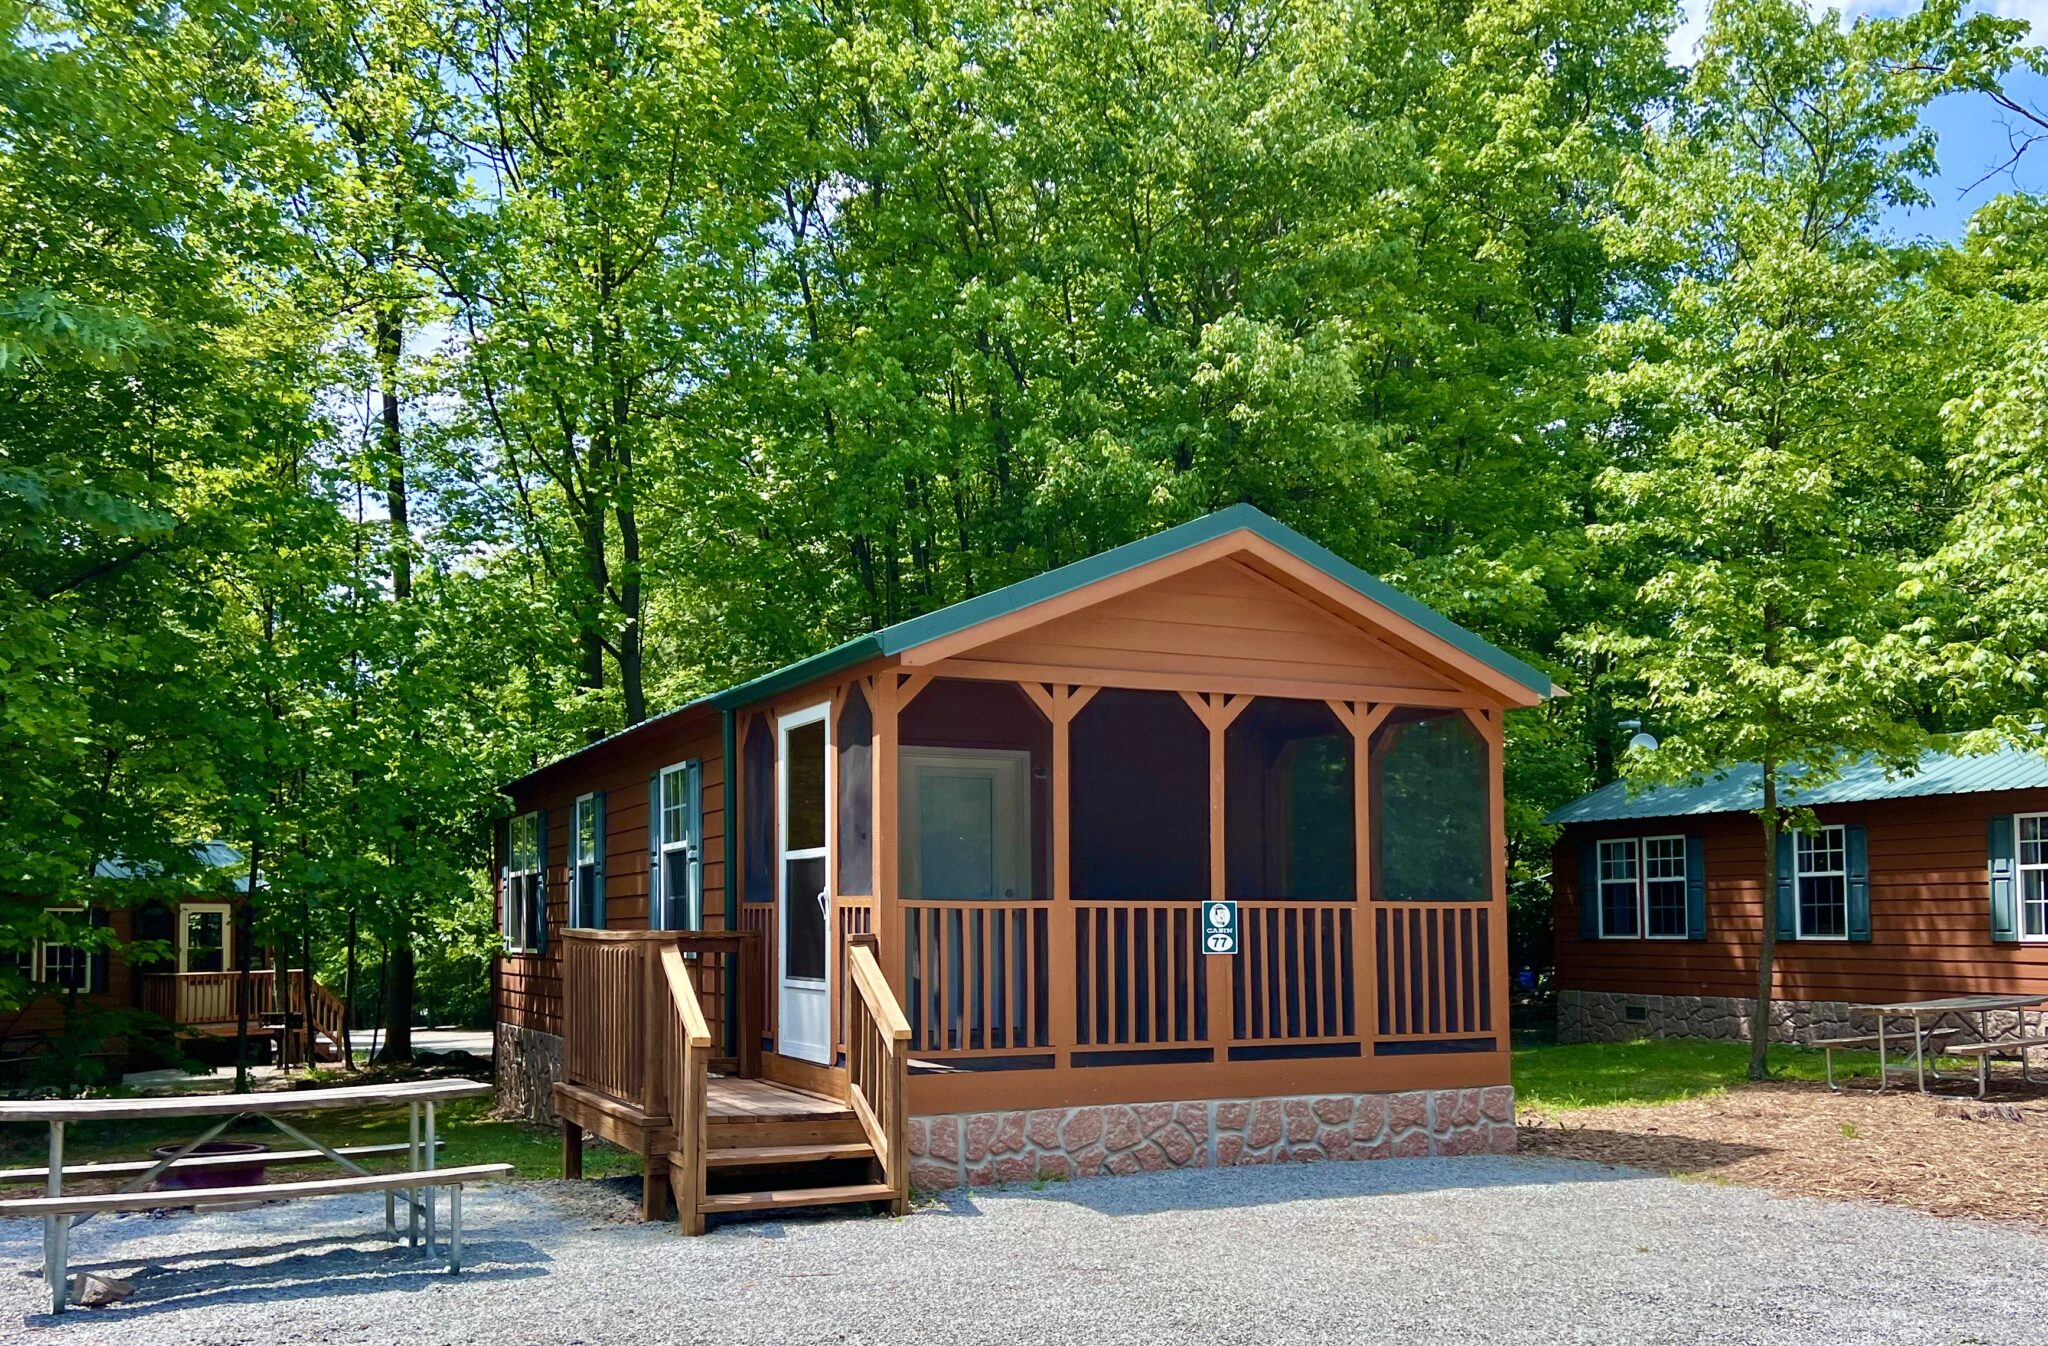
[1547,748,2048,1043]
[493,506,1553,1214]
[2,844,344,1074]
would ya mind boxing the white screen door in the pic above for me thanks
[777,704,832,1063]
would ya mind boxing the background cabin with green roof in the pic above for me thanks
[1547,745,2048,1047]
[491,506,1551,1230]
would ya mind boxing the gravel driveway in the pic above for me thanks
[4,1156,2044,1344]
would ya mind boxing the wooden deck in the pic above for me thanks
[706,1077,847,1122]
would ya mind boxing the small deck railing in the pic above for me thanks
[140,969,347,1058]
[559,929,761,1121]
[843,934,910,1215]
[660,945,715,1235]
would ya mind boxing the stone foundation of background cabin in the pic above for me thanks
[1558,989,2047,1047]
[905,1087,1515,1193]
[494,1021,564,1124]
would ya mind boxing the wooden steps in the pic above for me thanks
[703,1141,874,1168]
[698,1181,896,1215]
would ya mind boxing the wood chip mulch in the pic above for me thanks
[1517,1076,2048,1229]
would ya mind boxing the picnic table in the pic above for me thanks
[0,1078,505,1314]
[1816,995,2048,1096]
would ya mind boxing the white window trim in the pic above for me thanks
[570,792,600,930]
[1596,838,1641,940]
[25,906,91,989]
[1641,833,1691,941]
[505,810,543,955]
[1793,824,1850,942]
[655,761,699,932]
[2017,812,2048,944]
[177,902,234,974]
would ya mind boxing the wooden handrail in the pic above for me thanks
[660,947,713,1048]
[843,934,910,1218]
[659,946,712,1234]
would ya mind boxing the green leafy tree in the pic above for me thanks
[1586,0,2023,1077]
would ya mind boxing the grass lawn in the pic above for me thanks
[1512,1037,1896,1112]
[0,1095,642,1186]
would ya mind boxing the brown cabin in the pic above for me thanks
[1547,748,2048,1043]
[5,846,346,1075]
[494,506,1552,1231]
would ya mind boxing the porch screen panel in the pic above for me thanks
[1071,689,1208,1048]
[1371,710,1487,904]
[1224,698,1355,902]
[742,716,775,905]
[837,684,874,895]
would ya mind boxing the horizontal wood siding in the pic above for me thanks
[1,905,139,1044]
[497,714,727,1039]
[952,558,1462,696]
[1554,788,2048,1003]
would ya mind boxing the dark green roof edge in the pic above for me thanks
[503,505,1552,793]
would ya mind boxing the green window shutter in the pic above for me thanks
[591,791,607,929]
[1990,814,2018,943]
[88,907,110,995]
[1577,841,1600,940]
[497,816,513,947]
[1775,831,1796,941]
[533,808,550,954]
[1845,824,1871,943]
[649,773,665,930]
[1685,835,1707,941]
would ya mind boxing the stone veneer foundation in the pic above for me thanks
[1559,989,2046,1047]
[495,1021,564,1124]
[905,1087,1515,1192]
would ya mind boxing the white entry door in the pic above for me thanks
[777,703,832,1064]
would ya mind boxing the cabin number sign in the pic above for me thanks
[1202,900,1238,955]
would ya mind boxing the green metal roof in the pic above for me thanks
[1545,744,2048,826]
[506,505,1553,791]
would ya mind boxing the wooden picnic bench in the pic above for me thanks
[0,1079,497,1314]
[1811,1030,1956,1092]
[1942,1035,2048,1098]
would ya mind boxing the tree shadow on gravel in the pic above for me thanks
[15,1235,551,1324]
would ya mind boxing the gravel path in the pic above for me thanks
[5,1156,2044,1344]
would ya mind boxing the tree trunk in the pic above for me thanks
[234,837,259,1094]
[378,929,415,1063]
[341,907,358,1071]
[1750,766,1781,1080]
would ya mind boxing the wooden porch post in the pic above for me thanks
[1329,701,1391,1047]
[1466,706,1511,1045]
[1181,692,1251,1050]
[1023,683,1097,1065]
[873,674,904,1001]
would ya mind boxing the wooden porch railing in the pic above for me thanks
[1374,901,1493,1041]
[843,934,910,1217]
[660,945,714,1235]
[888,895,1497,1062]
[560,929,761,1121]
[140,969,348,1059]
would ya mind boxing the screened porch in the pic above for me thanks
[735,673,1508,1111]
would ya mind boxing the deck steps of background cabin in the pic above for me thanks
[691,1083,895,1225]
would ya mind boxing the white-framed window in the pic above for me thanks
[179,903,232,973]
[1592,835,1693,940]
[504,810,544,953]
[1596,839,1640,938]
[2019,813,2048,942]
[654,762,700,931]
[570,793,602,929]
[19,907,93,990]
[1642,835,1689,939]
[1793,825,1849,940]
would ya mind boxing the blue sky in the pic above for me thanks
[1670,1,2048,240]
